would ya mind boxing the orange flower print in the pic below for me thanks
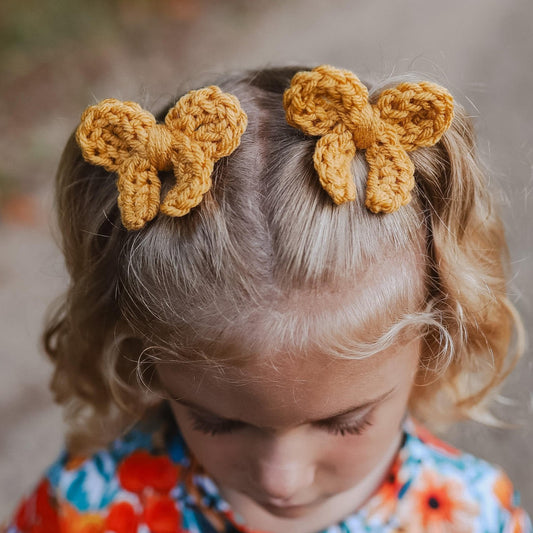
[493,471,514,510]
[493,473,531,533]
[378,458,403,504]
[59,501,105,533]
[400,469,479,533]
[507,508,531,533]
[507,512,525,533]
[65,455,88,471]
[366,457,403,520]
[118,450,179,494]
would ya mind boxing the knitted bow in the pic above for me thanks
[76,86,248,230]
[283,65,454,213]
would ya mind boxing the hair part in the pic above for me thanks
[43,65,524,453]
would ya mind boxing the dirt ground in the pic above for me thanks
[1,0,532,519]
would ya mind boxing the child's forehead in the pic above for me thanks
[158,338,421,427]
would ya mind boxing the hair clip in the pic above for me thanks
[76,86,248,230]
[283,64,454,213]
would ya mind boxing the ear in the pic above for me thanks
[165,86,247,160]
[283,65,371,137]
[376,81,454,151]
[76,99,156,172]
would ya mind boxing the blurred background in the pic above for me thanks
[1,0,532,519]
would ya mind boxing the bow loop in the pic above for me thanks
[76,99,157,173]
[284,65,373,138]
[376,81,454,151]
[165,86,247,160]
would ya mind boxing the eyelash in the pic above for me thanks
[187,411,374,437]
[318,417,373,436]
[189,415,246,436]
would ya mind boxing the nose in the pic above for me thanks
[250,435,315,502]
[255,461,315,502]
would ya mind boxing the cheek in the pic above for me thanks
[191,435,246,483]
[318,433,388,484]
[319,405,407,484]
[170,404,250,483]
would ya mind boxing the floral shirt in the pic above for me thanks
[3,409,531,533]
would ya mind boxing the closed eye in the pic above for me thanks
[187,411,245,436]
[316,414,374,436]
[186,409,374,438]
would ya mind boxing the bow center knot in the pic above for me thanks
[146,124,175,171]
[345,104,381,150]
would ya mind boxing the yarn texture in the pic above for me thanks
[76,86,248,230]
[283,65,454,212]
[75,67,452,229]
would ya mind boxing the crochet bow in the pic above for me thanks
[283,65,454,213]
[76,86,248,230]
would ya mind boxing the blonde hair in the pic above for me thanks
[44,66,524,454]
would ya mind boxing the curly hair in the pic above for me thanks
[43,66,524,454]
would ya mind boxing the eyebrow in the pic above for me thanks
[170,386,397,426]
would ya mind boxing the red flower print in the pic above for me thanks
[118,451,179,493]
[144,494,181,533]
[105,501,139,533]
[14,479,60,533]
[400,469,478,533]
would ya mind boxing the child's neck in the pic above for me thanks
[219,430,403,533]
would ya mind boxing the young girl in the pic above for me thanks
[3,64,531,532]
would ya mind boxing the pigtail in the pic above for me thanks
[409,103,524,425]
[42,134,158,453]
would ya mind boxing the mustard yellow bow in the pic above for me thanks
[76,86,248,230]
[283,65,454,213]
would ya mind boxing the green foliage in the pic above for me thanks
[1,0,115,51]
